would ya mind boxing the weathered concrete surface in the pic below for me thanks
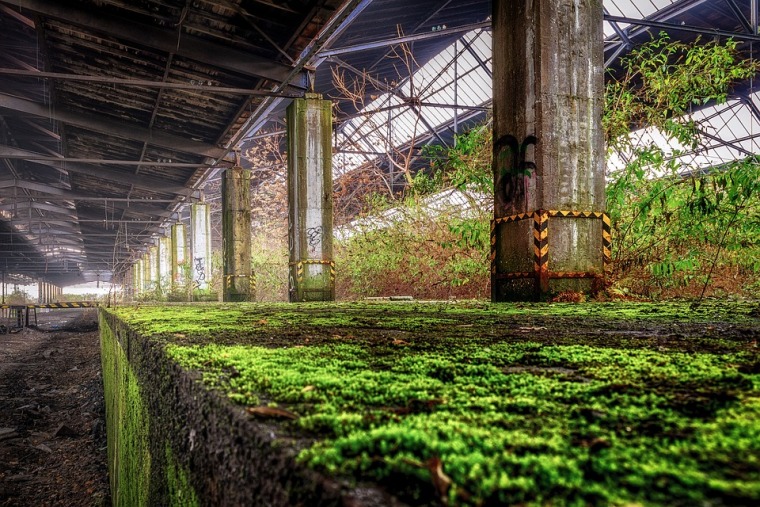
[222,167,254,302]
[146,246,158,294]
[99,309,401,506]
[133,260,143,299]
[492,0,605,301]
[158,235,171,296]
[190,203,212,293]
[171,223,187,293]
[287,93,335,302]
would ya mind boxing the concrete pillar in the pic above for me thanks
[133,261,142,299]
[158,235,171,295]
[286,93,335,302]
[222,166,253,302]
[171,223,187,292]
[491,0,606,301]
[147,246,158,294]
[190,203,212,293]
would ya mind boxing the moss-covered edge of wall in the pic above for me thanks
[100,312,198,507]
[99,309,398,507]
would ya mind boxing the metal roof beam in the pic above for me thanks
[0,201,76,217]
[603,14,760,43]
[318,21,491,58]
[0,146,193,196]
[0,69,302,97]
[0,93,227,158]
[1,0,306,87]
[725,0,754,33]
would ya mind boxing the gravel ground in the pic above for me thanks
[0,308,109,506]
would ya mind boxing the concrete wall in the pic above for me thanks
[99,310,382,506]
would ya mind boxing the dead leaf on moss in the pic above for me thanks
[247,406,298,420]
[392,338,410,346]
[426,456,452,501]
[301,385,315,393]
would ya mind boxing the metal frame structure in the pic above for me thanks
[2,0,759,289]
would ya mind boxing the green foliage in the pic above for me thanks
[605,34,760,296]
[336,206,489,299]
[426,125,492,196]
[336,125,493,299]
[604,33,758,148]
[250,229,289,302]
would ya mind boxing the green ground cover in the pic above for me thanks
[107,301,760,506]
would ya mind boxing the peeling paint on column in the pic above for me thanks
[287,93,335,302]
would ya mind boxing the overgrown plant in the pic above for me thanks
[605,33,760,297]
[338,33,760,299]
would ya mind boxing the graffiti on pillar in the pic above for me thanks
[194,257,206,289]
[493,134,537,210]
[306,226,323,255]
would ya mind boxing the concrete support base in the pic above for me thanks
[222,167,254,302]
[491,0,606,301]
[287,93,335,302]
[190,203,213,295]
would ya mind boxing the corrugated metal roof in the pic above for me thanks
[2,0,759,285]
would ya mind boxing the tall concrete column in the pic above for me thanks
[158,235,171,295]
[171,223,187,293]
[222,166,253,302]
[147,246,158,294]
[287,93,335,302]
[133,261,142,299]
[190,203,212,293]
[491,0,606,301]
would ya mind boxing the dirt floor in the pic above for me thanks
[0,308,110,507]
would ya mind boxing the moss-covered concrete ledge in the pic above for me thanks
[99,309,399,507]
[100,301,760,506]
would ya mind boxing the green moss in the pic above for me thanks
[165,443,199,507]
[100,315,151,507]
[109,300,759,345]
[105,301,760,506]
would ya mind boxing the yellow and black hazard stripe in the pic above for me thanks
[493,212,534,225]
[493,272,535,280]
[602,213,612,271]
[533,210,549,292]
[547,210,606,219]
[549,272,599,279]
[491,208,611,289]
[224,274,256,292]
[42,302,98,308]
[489,220,497,275]
[289,260,336,283]
[15,302,99,309]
